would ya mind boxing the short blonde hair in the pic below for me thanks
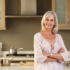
[41,11,58,34]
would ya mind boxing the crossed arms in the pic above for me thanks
[42,48,65,62]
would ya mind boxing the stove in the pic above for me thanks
[2,51,34,62]
[5,54,34,63]
[6,54,34,58]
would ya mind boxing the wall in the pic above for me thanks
[58,30,70,51]
[0,18,70,51]
[0,18,41,51]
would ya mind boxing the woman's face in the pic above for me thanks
[44,15,55,29]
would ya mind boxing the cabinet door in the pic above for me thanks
[52,0,68,28]
[0,0,5,30]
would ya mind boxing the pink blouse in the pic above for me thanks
[34,32,68,70]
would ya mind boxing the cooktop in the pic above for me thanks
[6,54,34,57]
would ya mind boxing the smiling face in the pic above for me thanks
[44,15,55,29]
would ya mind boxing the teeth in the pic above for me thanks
[46,24,52,26]
[48,25,51,26]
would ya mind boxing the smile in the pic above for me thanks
[46,24,52,26]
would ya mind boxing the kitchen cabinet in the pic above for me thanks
[0,0,6,30]
[52,0,70,29]
[5,0,52,17]
[2,0,70,30]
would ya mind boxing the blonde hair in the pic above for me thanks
[41,11,58,34]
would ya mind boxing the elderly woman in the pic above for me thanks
[34,11,68,70]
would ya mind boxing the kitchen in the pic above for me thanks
[0,0,70,70]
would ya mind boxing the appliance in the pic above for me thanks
[6,54,34,58]
[6,53,34,63]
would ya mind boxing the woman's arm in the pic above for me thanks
[34,34,47,63]
[51,53,64,60]
[51,48,65,60]
[42,52,63,60]
[42,48,65,60]
[44,57,57,62]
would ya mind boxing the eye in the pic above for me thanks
[46,19,49,21]
[51,19,54,21]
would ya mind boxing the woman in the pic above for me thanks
[34,11,68,70]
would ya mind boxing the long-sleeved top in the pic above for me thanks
[34,32,68,70]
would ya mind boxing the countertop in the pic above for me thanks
[64,66,70,70]
[0,65,34,70]
[0,65,70,70]
[0,51,70,70]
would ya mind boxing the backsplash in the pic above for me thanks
[0,18,41,51]
[0,18,70,51]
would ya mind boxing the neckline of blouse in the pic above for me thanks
[39,32,57,45]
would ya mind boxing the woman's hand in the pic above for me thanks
[42,51,50,57]
[58,48,65,53]
[56,60,62,64]
[42,51,46,56]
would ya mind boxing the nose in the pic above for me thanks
[48,20,51,24]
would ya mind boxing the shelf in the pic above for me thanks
[0,27,6,30]
[5,16,43,18]
[6,0,51,16]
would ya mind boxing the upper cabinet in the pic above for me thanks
[6,0,52,17]
[52,0,70,29]
[0,0,5,30]
[0,0,70,30]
